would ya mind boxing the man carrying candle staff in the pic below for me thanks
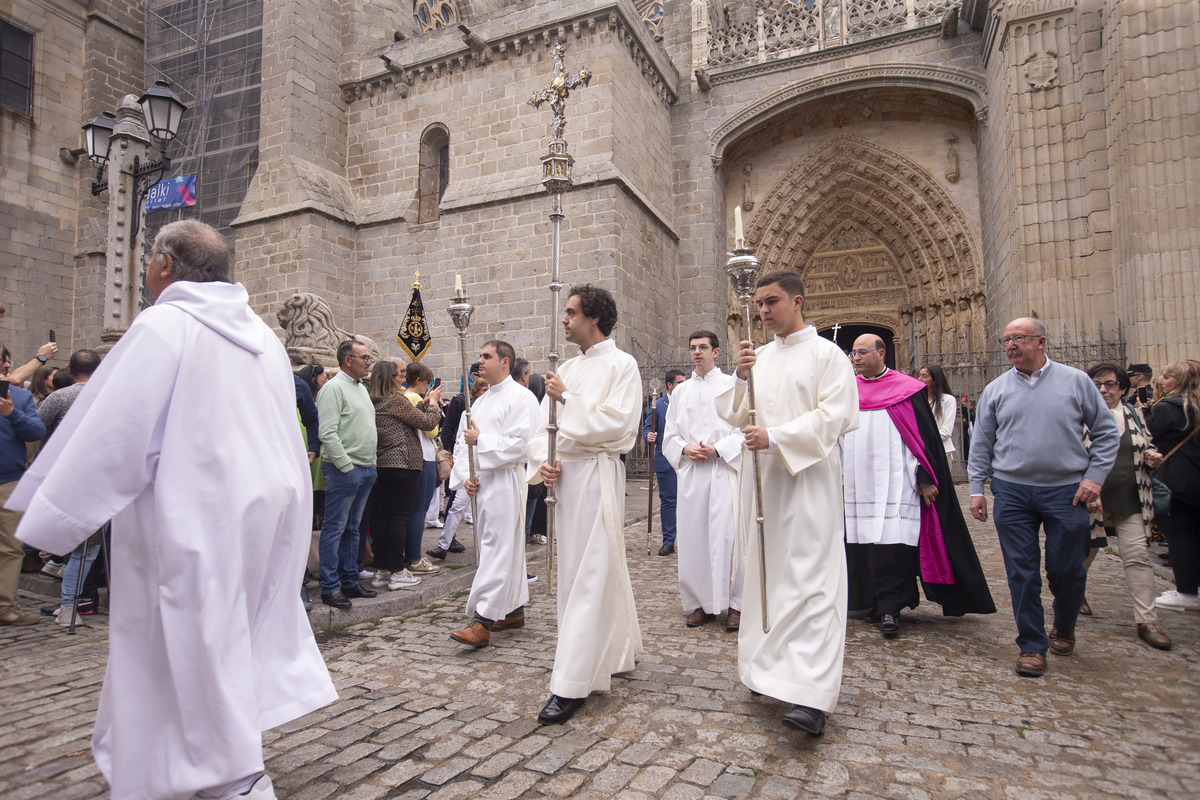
[448,340,541,647]
[528,284,643,725]
[716,268,858,738]
[662,330,745,631]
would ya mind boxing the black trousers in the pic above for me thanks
[1162,499,1200,595]
[846,542,920,616]
[368,467,421,573]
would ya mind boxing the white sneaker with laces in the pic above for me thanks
[388,569,422,590]
[370,571,392,588]
[54,606,86,627]
[1156,590,1200,612]
[358,569,374,579]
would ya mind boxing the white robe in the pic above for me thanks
[7,281,337,800]
[526,338,643,698]
[841,408,922,546]
[663,368,745,615]
[450,375,540,622]
[716,326,859,713]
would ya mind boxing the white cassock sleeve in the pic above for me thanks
[767,356,859,477]
[8,316,178,554]
[662,394,686,471]
[557,366,643,448]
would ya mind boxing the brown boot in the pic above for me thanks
[491,614,525,631]
[725,609,741,632]
[21,552,44,573]
[1137,622,1172,650]
[1048,626,1075,656]
[450,620,490,648]
[686,608,714,627]
[1015,651,1046,677]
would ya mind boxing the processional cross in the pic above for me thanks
[831,322,841,346]
[529,41,592,143]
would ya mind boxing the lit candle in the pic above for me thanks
[455,273,463,295]
[734,205,744,245]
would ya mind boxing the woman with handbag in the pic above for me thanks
[1148,359,1200,613]
[1083,364,1171,649]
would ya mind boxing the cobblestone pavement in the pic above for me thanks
[3,486,1198,799]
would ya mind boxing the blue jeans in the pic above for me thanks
[319,463,377,594]
[60,538,103,608]
[405,460,436,564]
[655,467,677,546]
[991,477,1089,653]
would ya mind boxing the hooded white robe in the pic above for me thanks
[663,367,745,615]
[716,326,858,713]
[450,375,541,622]
[526,338,643,698]
[7,281,337,800]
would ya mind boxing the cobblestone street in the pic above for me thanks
[3,486,1198,799]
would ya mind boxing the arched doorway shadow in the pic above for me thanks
[819,324,895,370]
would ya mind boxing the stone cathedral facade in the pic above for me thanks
[2,0,1197,376]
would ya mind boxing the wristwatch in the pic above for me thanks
[35,354,47,364]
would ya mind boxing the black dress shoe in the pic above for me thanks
[538,694,586,725]
[881,614,900,639]
[448,538,466,553]
[658,543,675,556]
[321,591,352,609]
[782,705,826,736]
[342,583,377,599]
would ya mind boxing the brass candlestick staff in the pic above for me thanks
[726,207,770,634]
[447,279,480,566]
[529,38,591,588]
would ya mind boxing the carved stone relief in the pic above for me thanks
[1023,49,1058,90]
[277,293,383,368]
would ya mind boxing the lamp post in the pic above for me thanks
[81,80,187,351]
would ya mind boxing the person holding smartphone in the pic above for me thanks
[0,363,46,626]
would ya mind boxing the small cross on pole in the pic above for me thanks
[831,322,841,346]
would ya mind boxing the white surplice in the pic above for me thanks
[663,367,745,615]
[841,408,922,546]
[716,326,859,713]
[526,338,643,698]
[450,375,541,622]
[7,281,337,800]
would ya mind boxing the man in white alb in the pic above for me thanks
[448,340,541,647]
[7,220,336,799]
[716,269,858,737]
[663,330,745,631]
[528,285,643,725]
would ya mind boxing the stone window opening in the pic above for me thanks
[414,0,458,34]
[417,123,449,224]
[1,20,35,116]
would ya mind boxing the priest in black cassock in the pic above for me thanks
[841,335,995,638]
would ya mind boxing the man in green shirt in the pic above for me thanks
[316,340,379,609]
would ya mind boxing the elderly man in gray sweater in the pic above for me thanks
[968,317,1118,678]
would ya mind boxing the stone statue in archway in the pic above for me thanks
[277,293,383,368]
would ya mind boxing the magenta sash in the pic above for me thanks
[858,371,955,584]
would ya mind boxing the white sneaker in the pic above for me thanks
[54,606,86,627]
[388,569,422,590]
[1156,590,1200,612]
[358,569,374,579]
[428,520,444,528]
[41,561,65,579]
[370,571,392,588]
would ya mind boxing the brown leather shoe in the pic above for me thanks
[1137,622,1172,650]
[1015,651,1046,677]
[491,615,525,631]
[450,620,490,648]
[1079,597,1092,616]
[1048,626,1075,656]
[725,609,741,632]
[21,553,44,573]
[686,608,714,627]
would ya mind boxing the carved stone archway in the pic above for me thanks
[739,134,986,366]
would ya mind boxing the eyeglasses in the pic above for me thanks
[1093,381,1121,390]
[848,349,880,357]
[349,354,373,363]
[998,334,1041,346]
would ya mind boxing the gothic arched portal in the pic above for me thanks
[739,134,986,369]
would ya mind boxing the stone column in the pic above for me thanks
[98,95,152,354]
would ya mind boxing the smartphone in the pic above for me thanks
[0,380,9,398]
[433,377,442,389]
[49,329,56,343]
[1137,386,1150,403]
